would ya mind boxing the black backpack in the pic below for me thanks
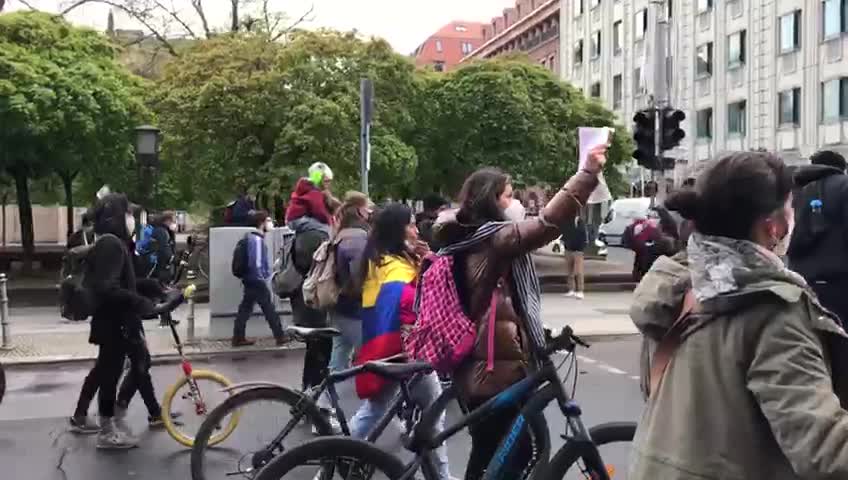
[59,239,98,321]
[231,234,250,278]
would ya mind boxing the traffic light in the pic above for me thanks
[632,109,657,170]
[661,108,686,151]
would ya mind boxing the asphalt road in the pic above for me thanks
[0,338,644,480]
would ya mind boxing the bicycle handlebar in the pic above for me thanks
[543,325,590,356]
[152,284,196,315]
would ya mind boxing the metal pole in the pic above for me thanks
[185,269,196,345]
[651,0,669,205]
[360,78,373,196]
[0,274,10,349]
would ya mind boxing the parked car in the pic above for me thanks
[598,197,652,247]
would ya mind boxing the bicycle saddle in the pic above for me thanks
[286,326,341,339]
[363,361,433,380]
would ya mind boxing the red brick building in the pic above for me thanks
[465,0,560,74]
[412,21,485,72]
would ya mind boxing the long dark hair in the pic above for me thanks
[665,151,792,240]
[455,168,511,226]
[357,203,414,287]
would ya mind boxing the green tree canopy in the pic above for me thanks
[0,11,147,265]
[413,57,632,196]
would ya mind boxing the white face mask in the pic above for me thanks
[125,214,136,237]
[772,215,794,257]
[264,219,274,232]
[168,223,177,232]
[503,199,526,222]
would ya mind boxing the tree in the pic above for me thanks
[153,30,420,209]
[413,57,632,197]
[0,11,146,268]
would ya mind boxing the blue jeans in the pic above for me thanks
[350,372,451,480]
[328,311,362,374]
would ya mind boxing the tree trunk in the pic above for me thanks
[231,0,239,31]
[13,169,34,273]
[61,173,75,241]
[2,193,7,247]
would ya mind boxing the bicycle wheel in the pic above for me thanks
[191,386,333,480]
[162,369,238,448]
[255,437,407,480]
[542,422,636,480]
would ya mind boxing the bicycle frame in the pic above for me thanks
[401,355,609,480]
[253,361,426,463]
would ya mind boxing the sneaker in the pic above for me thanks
[69,415,100,435]
[564,291,576,298]
[96,418,137,450]
[275,335,291,347]
[575,292,585,300]
[149,411,184,429]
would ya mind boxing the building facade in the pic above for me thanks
[413,21,486,72]
[466,0,561,73]
[560,0,848,182]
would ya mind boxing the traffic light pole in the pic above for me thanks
[651,0,668,207]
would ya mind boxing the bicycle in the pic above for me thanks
[155,286,240,448]
[190,325,438,480]
[254,326,637,480]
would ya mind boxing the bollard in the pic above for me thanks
[185,270,196,345]
[0,274,10,349]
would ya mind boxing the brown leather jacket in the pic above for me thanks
[433,171,599,402]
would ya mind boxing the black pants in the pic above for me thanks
[812,279,848,327]
[117,339,161,418]
[464,401,533,480]
[74,365,100,418]
[92,341,126,418]
[234,279,285,339]
[290,286,330,391]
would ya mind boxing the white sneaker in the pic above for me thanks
[564,291,576,298]
[575,292,585,300]
[96,418,137,450]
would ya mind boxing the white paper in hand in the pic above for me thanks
[578,127,613,204]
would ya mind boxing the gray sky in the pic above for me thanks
[6,0,514,53]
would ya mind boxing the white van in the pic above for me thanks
[598,197,652,247]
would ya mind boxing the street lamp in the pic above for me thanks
[135,125,161,213]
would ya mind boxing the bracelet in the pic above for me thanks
[580,167,601,176]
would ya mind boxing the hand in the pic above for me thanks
[584,144,608,175]
[413,240,431,258]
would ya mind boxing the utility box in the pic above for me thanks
[208,226,294,339]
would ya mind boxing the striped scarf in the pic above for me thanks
[433,222,546,358]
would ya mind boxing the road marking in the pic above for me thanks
[599,364,627,375]
[577,355,596,364]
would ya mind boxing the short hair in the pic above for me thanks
[810,150,847,171]
[422,194,448,212]
[248,209,269,227]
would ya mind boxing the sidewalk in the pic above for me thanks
[0,291,638,365]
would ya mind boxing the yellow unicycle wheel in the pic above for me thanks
[161,369,240,448]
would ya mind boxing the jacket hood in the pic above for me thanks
[93,193,131,240]
[794,164,844,188]
[294,177,318,196]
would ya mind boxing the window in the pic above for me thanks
[613,74,623,109]
[728,101,747,135]
[590,82,601,98]
[455,24,468,32]
[697,0,713,13]
[590,0,600,8]
[574,39,584,65]
[634,67,645,95]
[433,61,445,72]
[461,42,474,54]
[727,30,746,67]
[549,54,556,71]
[779,87,802,125]
[590,30,601,59]
[668,0,674,19]
[574,0,584,16]
[822,0,848,39]
[821,78,848,121]
[696,108,713,139]
[635,10,648,40]
[435,40,443,52]
[613,20,623,53]
[780,11,802,53]
[696,42,713,76]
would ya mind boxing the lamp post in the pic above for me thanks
[135,125,161,214]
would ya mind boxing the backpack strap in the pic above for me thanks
[649,289,698,397]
